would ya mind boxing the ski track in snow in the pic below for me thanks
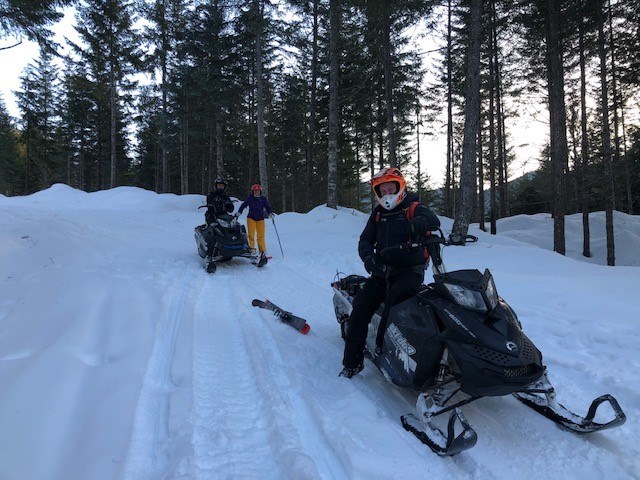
[123,262,202,479]
[178,264,351,480]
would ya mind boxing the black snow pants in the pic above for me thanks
[342,272,423,369]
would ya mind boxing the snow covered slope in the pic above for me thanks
[0,184,638,480]
[493,211,640,267]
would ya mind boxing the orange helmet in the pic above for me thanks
[371,167,407,210]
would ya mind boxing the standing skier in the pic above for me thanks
[205,177,234,225]
[238,184,274,256]
[340,167,440,378]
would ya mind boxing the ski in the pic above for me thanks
[251,299,311,334]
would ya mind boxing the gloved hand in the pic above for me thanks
[364,255,385,277]
[269,212,276,219]
[411,215,430,242]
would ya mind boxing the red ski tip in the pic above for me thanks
[300,324,311,335]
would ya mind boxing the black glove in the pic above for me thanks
[411,215,430,242]
[364,255,385,277]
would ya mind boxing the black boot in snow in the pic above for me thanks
[339,363,364,379]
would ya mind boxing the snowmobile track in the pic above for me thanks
[185,270,280,478]
[123,262,202,478]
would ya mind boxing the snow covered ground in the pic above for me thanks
[0,184,638,480]
[493,210,640,267]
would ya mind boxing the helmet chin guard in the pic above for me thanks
[376,190,406,210]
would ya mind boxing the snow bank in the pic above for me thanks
[494,210,640,267]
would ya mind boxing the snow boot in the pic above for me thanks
[339,363,364,379]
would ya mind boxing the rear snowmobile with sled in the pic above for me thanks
[194,207,267,273]
[331,232,626,456]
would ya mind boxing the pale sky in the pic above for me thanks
[0,8,545,189]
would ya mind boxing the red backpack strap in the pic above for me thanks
[404,201,420,221]
[375,212,381,222]
[404,201,430,264]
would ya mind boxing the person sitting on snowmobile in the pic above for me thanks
[340,167,440,379]
[205,177,234,225]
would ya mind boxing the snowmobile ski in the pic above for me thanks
[251,299,310,334]
[401,408,477,457]
[513,371,626,433]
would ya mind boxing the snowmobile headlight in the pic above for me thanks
[444,283,487,312]
[485,274,498,310]
[217,218,232,228]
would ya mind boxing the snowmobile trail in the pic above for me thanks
[184,269,279,479]
[181,266,350,479]
[123,262,202,479]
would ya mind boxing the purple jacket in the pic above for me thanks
[239,194,272,221]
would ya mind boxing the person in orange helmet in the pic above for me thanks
[340,167,440,379]
[238,184,274,259]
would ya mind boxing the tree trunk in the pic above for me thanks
[377,93,384,169]
[181,115,189,194]
[579,16,591,258]
[607,0,632,214]
[306,0,318,211]
[160,0,169,193]
[492,0,508,218]
[597,0,615,266]
[478,122,485,231]
[569,102,580,213]
[451,0,482,238]
[216,122,223,177]
[382,5,397,167]
[416,104,422,201]
[255,0,268,197]
[326,0,340,209]
[488,13,497,234]
[110,65,117,188]
[545,0,567,255]
[445,0,453,218]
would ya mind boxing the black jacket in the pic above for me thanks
[206,190,234,218]
[358,193,440,276]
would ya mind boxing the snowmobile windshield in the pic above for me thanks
[215,215,237,229]
[436,269,499,312]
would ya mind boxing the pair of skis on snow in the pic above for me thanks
[252,299,311,334]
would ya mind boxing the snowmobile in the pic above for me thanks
[331,232,626,456]
[194,207,267,273]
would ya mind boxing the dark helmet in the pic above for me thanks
[214,177,227,192]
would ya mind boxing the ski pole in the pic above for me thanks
[271,215,284,257]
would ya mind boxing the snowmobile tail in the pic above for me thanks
[252,299,310,334]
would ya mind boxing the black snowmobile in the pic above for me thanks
[194,206,267,273]
[332,232,626,456]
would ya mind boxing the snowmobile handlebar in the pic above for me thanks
[378,231,447,256]
[198,205,240,218]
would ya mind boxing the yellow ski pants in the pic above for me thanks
[247,218,267,253]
